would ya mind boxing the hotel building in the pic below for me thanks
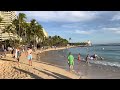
[0,11,17,41]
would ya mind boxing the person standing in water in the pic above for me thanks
[67,52,74,71]
[27,47,33,66]
[90,54,98,60]
[77,53,81,73]
[86,54,90,65]
[78,53,81,62]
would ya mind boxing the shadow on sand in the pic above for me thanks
[0,58,30,66]
[44,69,72,79]
[33,68,71,79]
[0,58,17,62]
[33,60,64,69]
[13,67,43,79]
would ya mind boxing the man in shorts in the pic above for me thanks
[27,47,33,66]
[67,52,74,71]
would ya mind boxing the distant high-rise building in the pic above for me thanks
[0,11,17,40]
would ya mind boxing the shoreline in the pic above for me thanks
[0,46,83,79]
[35,46,77,54]
[35,46,88,78]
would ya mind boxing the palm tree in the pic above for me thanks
[12,13,26,44]
[69,38,71,46]
[30,19,37,49]
[35,24,44,46]
[69,38,71,42]
[20,22,29,45]
[26,22,31,45]
[30,19,44,49]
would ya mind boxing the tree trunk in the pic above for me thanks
[19,19,20,45]
[13,35,15,47]
[8,33,12,46]
[34,35,36,51]
[25,28,26,45]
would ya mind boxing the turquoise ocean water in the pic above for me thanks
[67,45,120,67]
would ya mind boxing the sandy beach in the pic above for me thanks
[0,46,84,79]
[35,46,76,54]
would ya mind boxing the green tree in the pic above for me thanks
[43,35,68,47]
[35,23,44,45]
[12,13,27,44]
[30,19,37,48]
[29,19,44,49]
[69,38,71,41]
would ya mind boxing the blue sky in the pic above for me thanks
[17,11,120,44]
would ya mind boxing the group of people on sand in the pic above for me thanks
[12,46,33,66]
[67,52,103,71]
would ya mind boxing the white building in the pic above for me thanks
[0,11,17,41]
[86,40,92,46]
[42,28,48,38]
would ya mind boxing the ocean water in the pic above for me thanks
[39,45,120,79]
[67,45,120,67]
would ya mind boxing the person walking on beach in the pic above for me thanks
[67,52,74,71]
[78,53,81,62]
[27,47,33,66]
[15,47,21,66]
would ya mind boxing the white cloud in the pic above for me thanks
[111,13,120,21]
[102,27,120,34]
[17,11,99,22]
[61,23,81,28]
[64,29,96,35]
[75,30,91,34]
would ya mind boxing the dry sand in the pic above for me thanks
[0,46,86,79]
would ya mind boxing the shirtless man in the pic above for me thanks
[27,47,33,66]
